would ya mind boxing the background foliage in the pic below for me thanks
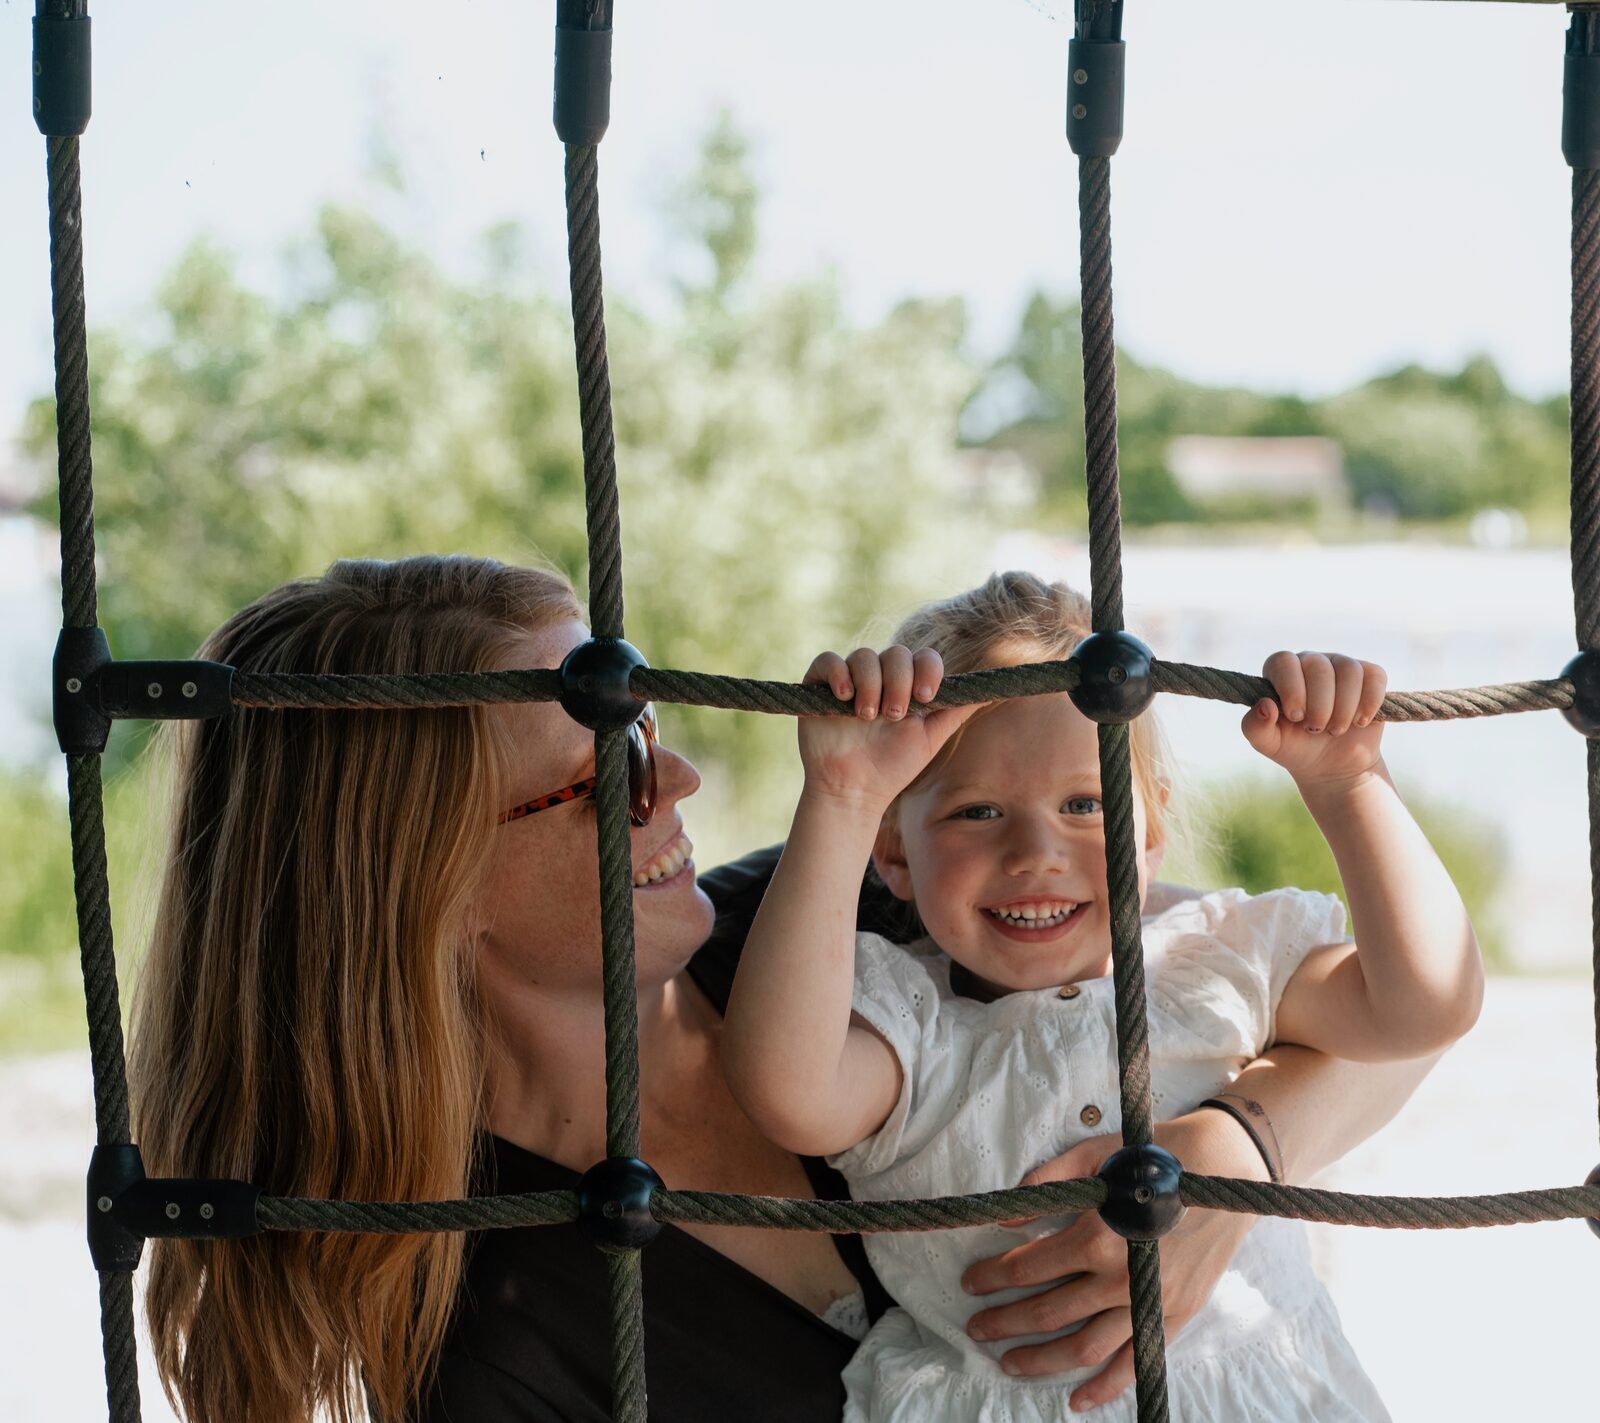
[4,116,1520,1051]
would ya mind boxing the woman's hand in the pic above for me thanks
[1243,651,1388,790]
[798,647,977,811]
[960,1110,1270,1411]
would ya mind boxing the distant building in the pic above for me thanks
[949,447,1041,513]
[1165,435,1347,514]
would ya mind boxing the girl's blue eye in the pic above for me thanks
[955,805,1001,821]
[1064,797,1102,816]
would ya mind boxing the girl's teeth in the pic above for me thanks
[990,903,1077,927]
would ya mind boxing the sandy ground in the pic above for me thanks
[2,976,1595,1422]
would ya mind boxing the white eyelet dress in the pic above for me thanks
[828,887,1391,1423]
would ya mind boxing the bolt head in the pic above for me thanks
[147,683,163,699]
[164,1201,181,1220]
[96,1195,113,1213]
[1074,68,1089,84]
[182,681,198,698]
[65,677,82,694]
[199,1203,215,1220]
[1073,103,1088,120]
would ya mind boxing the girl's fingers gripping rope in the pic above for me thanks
[845,647,884,720]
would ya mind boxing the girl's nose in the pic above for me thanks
[1000,817,1072,876]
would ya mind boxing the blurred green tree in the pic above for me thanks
[19,115,989,869]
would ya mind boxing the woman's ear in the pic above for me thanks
[872,815,915,902]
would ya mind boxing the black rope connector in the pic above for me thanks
[1095,1143,1185,1242]
[1586,1164,1600,1241]
[32,1,91,138]
[577,1156,664,1254]
[114,1177,263,1241]
[52,625,111,754]
[87,1143,145,1272]
[553,16,612,146]
[1566,9,1600,170]
[1067,1,1124,158]
[98,659,236,722]
[560,636,648,731]
[1560,649,1600,737]
[1068,631,1153,724]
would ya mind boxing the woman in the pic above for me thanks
[128,555,1438,1423]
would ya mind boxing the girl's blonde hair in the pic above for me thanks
[890,570,1175,852]
[127,554,581,1423]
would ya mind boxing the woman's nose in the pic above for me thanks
[653,745,701,809]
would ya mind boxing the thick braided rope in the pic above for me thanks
[97,1270,140,1423]
[221,658,1576,721]
[565,142,625,640]
[1574,48,1600,1147]
[245,1173,1600,1237]
[1076,128,1169,1417]
[49,127,145,1423]
[1079,156,1124,637]
[49,137,96,629]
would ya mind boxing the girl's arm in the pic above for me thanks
[722,647,979,1157]
[1247,652,1484,1062]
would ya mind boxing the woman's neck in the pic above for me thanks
[481,965,717,1169]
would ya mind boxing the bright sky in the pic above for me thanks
[0,0,1578,440]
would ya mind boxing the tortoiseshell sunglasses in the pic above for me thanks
[498,704,659,828]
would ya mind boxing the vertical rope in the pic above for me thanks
[47,134,143,1423]
[564,143,625,640]
[558,15,646,1405]
[1075,87,1169,1423]
[1575,152,1600,1148]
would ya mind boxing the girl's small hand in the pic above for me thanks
[1242,651,1388,789]
[959,1112,1266,1408]
[799,647,981,811]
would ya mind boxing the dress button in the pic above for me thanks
[1080,1104,1102,1126]
[1057,984,1081,1000]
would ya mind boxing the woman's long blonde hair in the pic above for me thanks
[128,555,580,1423]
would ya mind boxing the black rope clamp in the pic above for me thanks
[1095,1143,1185,1241]
[114,1177,263,1241]
[1587,1164,1600,1240]
[87,1143,145,1271]
[577,1156,664,1254]
[1068,631,1153,725]
[1067,1,1124,158]
[553,10,612,146]
[33,1,92,138]
[1566,9,1600,170]
[1560,649,1600,737]
[98,659,236,723]
[560,636,648,731]
[52,626,111,754]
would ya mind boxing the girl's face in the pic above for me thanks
[474,620,716,999]
[874,692,1162,997]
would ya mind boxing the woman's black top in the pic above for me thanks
[418,846,899,1423]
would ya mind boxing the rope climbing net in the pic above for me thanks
[27,1,1600,1420]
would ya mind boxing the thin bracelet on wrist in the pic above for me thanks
[1196,1094,1284,1184]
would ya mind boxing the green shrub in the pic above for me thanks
[1166,775,1509,972]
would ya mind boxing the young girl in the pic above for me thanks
[723,571,1482,1422]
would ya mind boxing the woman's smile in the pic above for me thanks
[633,830,695,889]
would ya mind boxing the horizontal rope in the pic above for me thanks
[245,1174,1600,1238]
[257,1190,579,1234]
[223,658,1574,724]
